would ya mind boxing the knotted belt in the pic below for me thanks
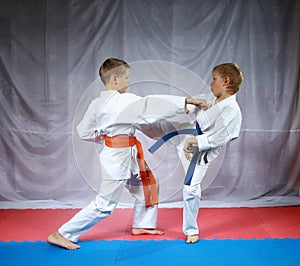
[148,122,205,186]
[104,135,158,208]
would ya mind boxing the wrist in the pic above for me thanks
[185,97,193,105]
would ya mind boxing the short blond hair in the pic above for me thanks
[99,58,130,85]
[213,63,243,94]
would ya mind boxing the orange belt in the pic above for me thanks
[104,135,158,208]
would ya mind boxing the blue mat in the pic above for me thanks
[0,239,299,266]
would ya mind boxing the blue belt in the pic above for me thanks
[148,122,204,186]
[184,149,208,185]
[148,122,203,153]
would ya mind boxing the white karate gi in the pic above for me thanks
[183,94,242,236]
[59,90,186,242]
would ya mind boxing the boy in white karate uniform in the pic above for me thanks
[48,57,200,250]
[183,63,243,244]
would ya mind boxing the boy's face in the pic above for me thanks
[210,70,226,98]
[115,69,129,93]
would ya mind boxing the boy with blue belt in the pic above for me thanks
[183,63,243,243]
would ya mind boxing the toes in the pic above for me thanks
[131,228,164,235]
[153,229,164,235]
[186,235,199,244]
[47,231,80,250]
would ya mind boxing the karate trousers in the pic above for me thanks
[58,175,158,243]
[183,159,209,236]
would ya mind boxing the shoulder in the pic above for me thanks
[220,97,242,121]
[121,92,141,100]
[118,93,142,105]
[219,95,240,110]
[88,91,117,107]
[223,101,241,116]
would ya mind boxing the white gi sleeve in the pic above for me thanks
[77,98,100,142]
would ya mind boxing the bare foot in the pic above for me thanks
[186,235,199,244]
[131,228,164,235]
[47,231,80,250]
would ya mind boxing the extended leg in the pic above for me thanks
[48,179,126,249]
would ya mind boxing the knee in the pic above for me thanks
[94,196,117,214]
[183,184,201,201]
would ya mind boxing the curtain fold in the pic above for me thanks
[0,0,299,208]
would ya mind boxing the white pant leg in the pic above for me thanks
[132,205,158,228]
[183,161,209,236]
[126,175,158,228]
[59,179,127,242]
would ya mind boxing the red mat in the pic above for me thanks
[1,207,299,242]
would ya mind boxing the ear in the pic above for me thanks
[109,74,118,84]
[224,76,231,86]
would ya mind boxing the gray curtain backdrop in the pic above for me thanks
[0,0,299,208]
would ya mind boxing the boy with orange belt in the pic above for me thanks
[47,57,200,250]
